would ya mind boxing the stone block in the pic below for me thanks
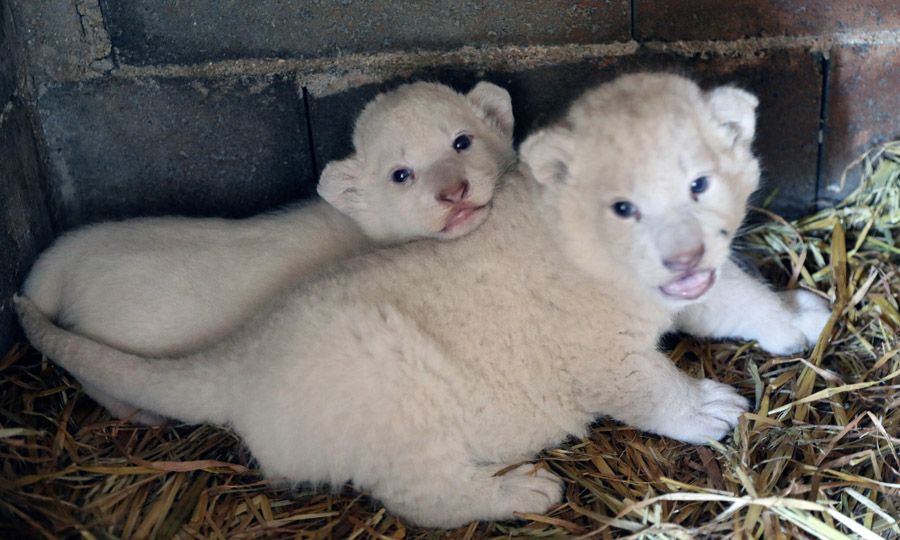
[100,1,630,66]
[636,0,900,41]
[1,0,17,104]
[38,75,315,229]
[0,101,54,355]
[821,43,900,203]
[7,0,111,85]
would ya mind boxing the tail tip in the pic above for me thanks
[12,294,29,316]
[13,294,43,334]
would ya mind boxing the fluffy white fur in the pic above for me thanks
[18,73,829,528]
[675,263,831,354]
[22,81,515,423]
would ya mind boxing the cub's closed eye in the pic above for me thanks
[611,201,639,219]
[690,176,709,198]
[391,168,414,184]
[453,134,472,152]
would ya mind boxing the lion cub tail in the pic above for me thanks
[14,295,231,425]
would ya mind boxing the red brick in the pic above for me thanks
[636,0,900,41]
[821,44,900,201]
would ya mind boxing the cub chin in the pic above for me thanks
[22,81,516,424]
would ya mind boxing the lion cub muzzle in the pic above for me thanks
[436,179,469,204]
[653,215,716,300]
[662,244,705,273]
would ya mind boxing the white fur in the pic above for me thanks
[20,73,818,527]
[667,84,831,353]
[22,81,515,423]
[674,261,832,355]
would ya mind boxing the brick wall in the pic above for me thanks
[2,0,899,353]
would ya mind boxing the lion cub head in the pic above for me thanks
[318,82,516,243]
[521,73,760,308]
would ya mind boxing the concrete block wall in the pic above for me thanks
[1,0,899,354]
[0,0,54,353]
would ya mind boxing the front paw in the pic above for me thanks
[496,464,564,516]
[660,379,749,445]
[754,289,831,355]
[755,327,810,356]
[783,289,832,346]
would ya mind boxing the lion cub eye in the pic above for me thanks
[690,176,709,199]
[453,134,472,152]
[611,201,639,219]
[391,168,414,184]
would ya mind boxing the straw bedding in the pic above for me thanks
[1,143,898,539]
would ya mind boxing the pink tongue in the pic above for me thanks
[660,270,714,299]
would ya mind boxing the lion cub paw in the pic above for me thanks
[495,464,564,517]
[785,289,832,345]
[758,290,831,355]
[667,379,749,445]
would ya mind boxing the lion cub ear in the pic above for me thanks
[520,125,575,187]
[318,157,366,214]
[706,86,759,147]
[466,82,514,140]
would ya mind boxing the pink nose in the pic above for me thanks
[437,180,469,204]
[663,244,705,272]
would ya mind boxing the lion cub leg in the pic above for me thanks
[674,259,831,355]
[80,381,166,426]
[373,459,562,527]
[593,350,748,444]
[269,301,563,527]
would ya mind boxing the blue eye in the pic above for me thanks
[612,201,638,218]
[690,176,709,196]
[453,134,472,152]
[391,168,413,183]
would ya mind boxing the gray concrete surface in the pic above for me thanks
[100,1,630,65]
[8,0,111,86]
[1,0,53,355]
[0,1,16,105]
[39,75,314,228]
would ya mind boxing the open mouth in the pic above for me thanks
[659,269,716,300]
[442,204,487,232]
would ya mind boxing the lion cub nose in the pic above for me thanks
[437,180,469,204]
[663,244,705,272]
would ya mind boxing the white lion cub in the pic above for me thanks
[22,81,514,422]
[17,73,819,527]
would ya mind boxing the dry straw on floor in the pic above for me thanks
[1,143,898,539]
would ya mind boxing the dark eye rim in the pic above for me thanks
[453,134,473,152]
[690,175,710,196]
[611,200,639,219]
[391,167,414,184]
